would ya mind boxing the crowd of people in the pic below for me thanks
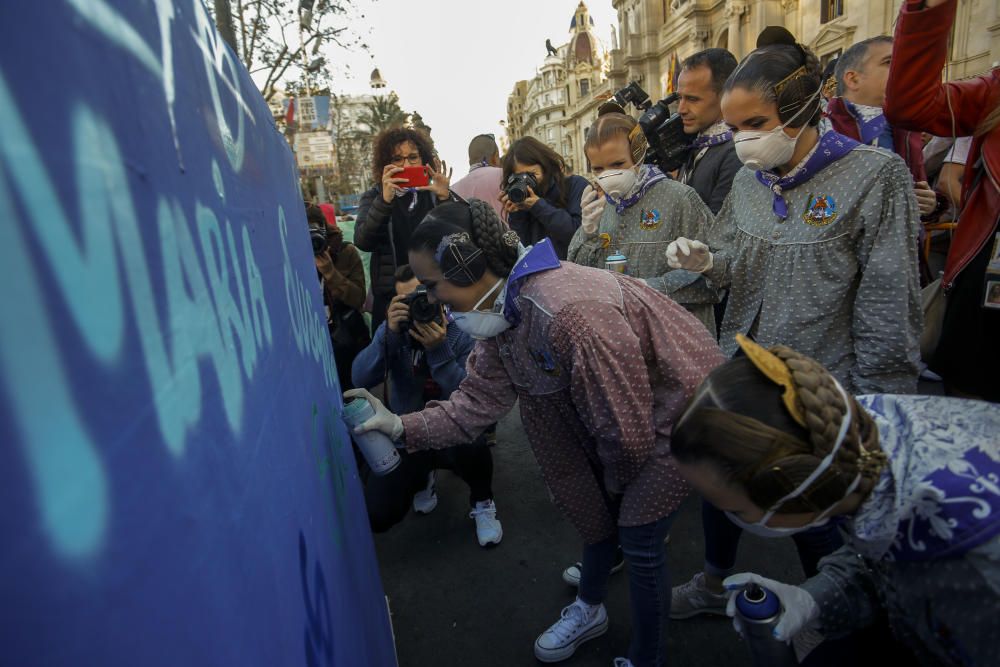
[312,1,998,665]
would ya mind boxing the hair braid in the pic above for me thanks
[766,346,886,506]
[468,199,518,277]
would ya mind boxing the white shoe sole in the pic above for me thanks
[477,524,503,547]
[533,613,609,663]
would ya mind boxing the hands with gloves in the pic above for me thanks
[580,184,606,235]
[723,573,820,642]
[343,388,404,442]
[665,237,713,273]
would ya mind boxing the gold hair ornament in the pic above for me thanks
[735,334,806,427]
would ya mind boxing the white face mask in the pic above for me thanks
[596,167,639,199]
[450,278,510,340]
[723,380,862,538]
[732,85,821,171]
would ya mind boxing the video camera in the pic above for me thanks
[399,286,443,334]
[608,81,694,173]
[308,216,328,255]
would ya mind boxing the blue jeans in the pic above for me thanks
[701,500,843,579]
[578,513,675,667]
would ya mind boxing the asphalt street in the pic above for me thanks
[372,406,808,667]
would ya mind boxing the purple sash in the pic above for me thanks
[754,131,860,219]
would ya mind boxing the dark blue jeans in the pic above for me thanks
[578,513,675,667]
[701,500,842,578]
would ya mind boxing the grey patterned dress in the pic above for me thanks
[568,171,719,333]
[702,144,922,394]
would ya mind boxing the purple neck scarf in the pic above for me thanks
[692,129,733,149]
[605,165,668,214]
[845,101,891,148]
[754,131,860,219]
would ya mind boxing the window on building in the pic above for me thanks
[580,78,590,97]
[821,0,844,23]
[548,128,555,140]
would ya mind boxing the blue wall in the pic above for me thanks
[0,1,396,664]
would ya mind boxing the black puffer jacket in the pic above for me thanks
[354,187,438,298]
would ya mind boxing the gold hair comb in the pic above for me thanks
[774,65,807,97]
[735,334,806,427]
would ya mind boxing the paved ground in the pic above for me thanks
[373,407,810,667]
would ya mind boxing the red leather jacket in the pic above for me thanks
[884,0,1000,291]
[825,96,927,182]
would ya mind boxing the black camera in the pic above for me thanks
[308,217,328,255]
[399,286,443,334]
[610,82,694,173]
[504,172,538,204]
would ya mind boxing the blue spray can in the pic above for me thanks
[342,397,401,476]
[733,583,799,667]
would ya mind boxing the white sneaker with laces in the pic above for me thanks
[613,659,634,667]
[469,499,502,547]
[669,571,729,619]
[534,599,609,663]
[412,471,438,514]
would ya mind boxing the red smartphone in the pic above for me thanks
[399,165,430,188]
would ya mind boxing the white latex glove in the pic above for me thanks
[343,388,404,441]
[580,184,605,235]
[665,237,713,273]
[723,573,820,642]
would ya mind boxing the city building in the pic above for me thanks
[607,0,1000,102]
[505,2,611,173]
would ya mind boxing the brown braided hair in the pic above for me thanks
[672,347,886,514]
[408,199,519,285]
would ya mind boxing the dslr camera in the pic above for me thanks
[399,286,443,334]
[308,213,328,255]
[504,172,538,204]
[609,81,694,173]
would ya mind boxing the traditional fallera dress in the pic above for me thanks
[703,131,923,394]
[801,394,1000,666]
[400,240,723,543]
[568,165,719,333]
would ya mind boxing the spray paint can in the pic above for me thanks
[605,251,628,274]
[342,398,401,476]
[733,583,799,667]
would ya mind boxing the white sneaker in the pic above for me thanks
[469,499,502,547]
[534,599,609,663]
[561,545,626,586]
[412,471,437,514]
[613,659,634,667]
[669,572,729,619]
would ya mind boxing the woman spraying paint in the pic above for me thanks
[344,199,723,667]
[670,335,1000,666]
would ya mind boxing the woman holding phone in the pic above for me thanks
[500,137,589,260]
[354,127,457,331]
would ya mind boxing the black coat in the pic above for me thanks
[678,140,742,215]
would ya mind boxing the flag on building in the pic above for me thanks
[665,52,681,95]
[285,97,295,125]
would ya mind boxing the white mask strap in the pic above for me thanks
[757,379,852,525]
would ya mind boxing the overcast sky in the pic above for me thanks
[323,0,619,176]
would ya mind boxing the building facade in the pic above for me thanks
[505,2,611,174]
[608,0,999,102]
[506,1,998,177]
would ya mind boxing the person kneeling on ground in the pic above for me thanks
[351,264,501,547]
[671,334,1000,666]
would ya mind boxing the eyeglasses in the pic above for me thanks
[390,152,422,166]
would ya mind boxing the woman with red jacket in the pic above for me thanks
[884,0,1000,402]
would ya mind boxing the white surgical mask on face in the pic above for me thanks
[733,85,821,171]
[596,167,639,199]
[723,380,863,538]
[450,278,510,340]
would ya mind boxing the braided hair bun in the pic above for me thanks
[468,199,520,278]
[672,344,886,515]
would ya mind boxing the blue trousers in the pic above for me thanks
[578,513,675,667]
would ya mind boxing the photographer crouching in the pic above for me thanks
[351,265,503,546]
[500,137,589,260]
[307,203,368,391]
